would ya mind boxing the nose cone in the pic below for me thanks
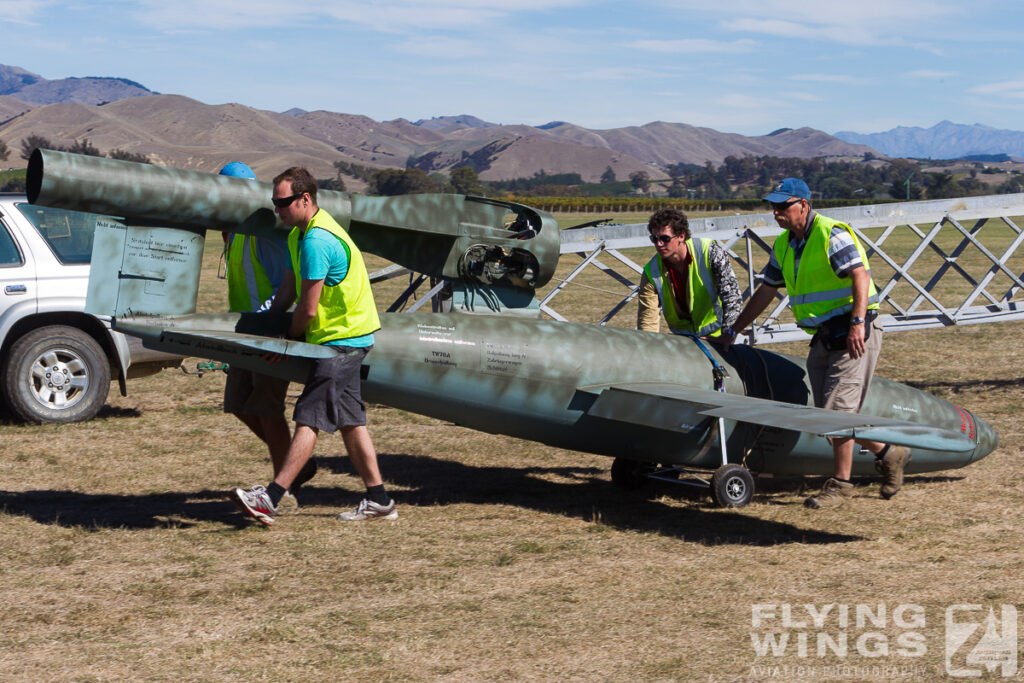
[971,411,1000,462]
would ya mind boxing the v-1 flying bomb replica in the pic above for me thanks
[27,150,999,507]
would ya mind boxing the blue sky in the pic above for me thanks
[3,1,1023,136]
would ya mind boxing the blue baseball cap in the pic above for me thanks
[763,177,811,203]
[219,161,257,180]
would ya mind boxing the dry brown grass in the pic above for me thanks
[0,214,1022,682]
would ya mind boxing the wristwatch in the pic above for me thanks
[850,316,865,325]
[724,327,737,337]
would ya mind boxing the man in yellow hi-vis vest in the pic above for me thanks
[218,163,314,510]
[637,208,740,342]
[723,178,910,509]
[231,167,393,526]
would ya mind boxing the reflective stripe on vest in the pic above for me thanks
[227,234,275,312]
[643,237,724,337]
[288,209,381,345]
[774,213,880,330]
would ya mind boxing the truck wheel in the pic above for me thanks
[1,326,111,423]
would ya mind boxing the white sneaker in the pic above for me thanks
[230,485,277,526]
[338,498,398,521]
[277,490,299,513]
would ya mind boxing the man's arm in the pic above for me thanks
[636,276,661,332]
[289,278,325,340]
[845,266,871,359]
[720,283,779,351]
[708,242,741,328]
[266,271,297,314]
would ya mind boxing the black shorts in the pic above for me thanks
[292,346,370,433]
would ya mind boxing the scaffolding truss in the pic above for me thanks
[545,193,1024,343]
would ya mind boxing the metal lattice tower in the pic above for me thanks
[544,194,1024,343]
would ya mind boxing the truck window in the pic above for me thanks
[16,203,102,264]
[0,222,21,266]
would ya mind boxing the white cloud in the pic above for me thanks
[129,0,589,32]
[904,70,956,80]
[0,0,55,25]
[626,38,757,54]
[790,74,872,86]
[969,80,1024,96]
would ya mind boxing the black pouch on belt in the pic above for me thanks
[811,311,875,351]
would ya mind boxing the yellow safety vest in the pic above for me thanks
[226,234,275,313]
[643,237,724,337]
[774,213,879,331]
[288,209,381,345]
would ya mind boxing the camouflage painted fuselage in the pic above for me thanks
[120,311,998,477]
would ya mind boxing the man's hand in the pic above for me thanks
[719,328,737,352]
[846,322,866,359]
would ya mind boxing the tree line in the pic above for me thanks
[5,131,1022,202]
[340,157,1023,201]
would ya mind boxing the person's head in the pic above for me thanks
[763,177,811,232]
[647,208,691,264]
[219,161,257,180]
[272,166,318,227]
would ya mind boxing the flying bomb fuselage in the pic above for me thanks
[26,149,998,481]
[118,311,998,477]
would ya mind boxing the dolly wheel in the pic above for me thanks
[710,464,754,508]
[610,457,652,490]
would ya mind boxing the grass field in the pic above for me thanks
[0,211,1022,681]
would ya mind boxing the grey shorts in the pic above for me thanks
[806,320,884,413]
[293,346,370,434]
[223,366,289,417]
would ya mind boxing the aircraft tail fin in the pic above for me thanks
[86,218,205,318]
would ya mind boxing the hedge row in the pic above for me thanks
[491,195,882,213]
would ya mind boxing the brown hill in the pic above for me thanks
[0,93,880,184]
[0,95,34,124]
[0,95,345,179]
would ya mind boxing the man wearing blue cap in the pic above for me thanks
[722,178,910,509]
[219,162,316,508]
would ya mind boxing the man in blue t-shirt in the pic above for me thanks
[231,167,392,526]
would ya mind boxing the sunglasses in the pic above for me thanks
[770,200,801,212]
[272,192,305,208]
[649,233,676,245]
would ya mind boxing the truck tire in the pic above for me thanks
[1,325,111,423]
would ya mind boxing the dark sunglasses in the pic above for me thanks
[649,233,676,245]
[272,193,305,208]
[770,200,801,212]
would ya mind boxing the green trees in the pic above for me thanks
[600,166,616,183]
[18,134,150,164]
[0,138,8,163]
[450,166,486,195]
[108,149,151,163]
[371,168,438,195]
[20,134,53,160]
[629,170,651,194]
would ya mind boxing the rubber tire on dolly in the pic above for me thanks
[710,464,754,508]
[1,325,110,424]
[610,457,653,490]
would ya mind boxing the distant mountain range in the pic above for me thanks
[3,64,1022,187]
[0,65,157,105]
[834,121,1024,160]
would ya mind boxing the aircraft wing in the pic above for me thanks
[582,382,975,453]
[115,320,325,383]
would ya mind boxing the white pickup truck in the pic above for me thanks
[0,194,180,423]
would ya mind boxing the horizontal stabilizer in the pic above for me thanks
[114,322,329,383]
[584,383,975,453]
